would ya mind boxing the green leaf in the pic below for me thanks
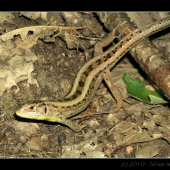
[123,74,169,104]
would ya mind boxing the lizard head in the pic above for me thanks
[16,101,84,132]
[16,101,58,122]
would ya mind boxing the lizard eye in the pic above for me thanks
[30,106,34,110]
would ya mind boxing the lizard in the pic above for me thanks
[16,16,170,132]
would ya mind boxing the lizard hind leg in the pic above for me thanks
[94,21,128,57]
[103,68,127,115]
[93,22,128,115]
